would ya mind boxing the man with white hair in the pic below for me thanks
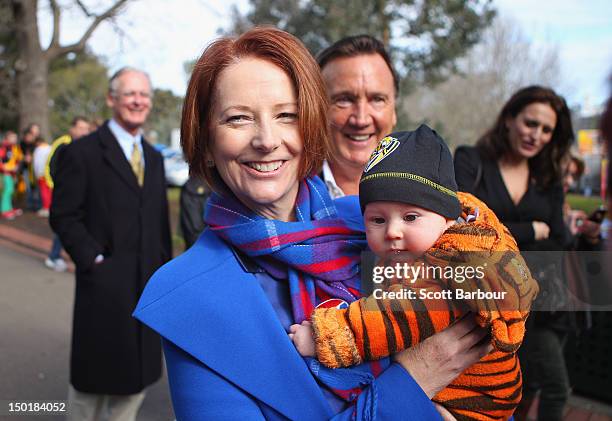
[51,67,172,421]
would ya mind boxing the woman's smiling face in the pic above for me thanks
[209,57,303,221]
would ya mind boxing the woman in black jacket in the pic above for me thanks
[454,86,574,421]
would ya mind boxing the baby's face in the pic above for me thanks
[364,201,453,261]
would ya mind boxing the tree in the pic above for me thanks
[146,88,182,145]
[0,3,19,131]
[10,0,129,139]
[48,50,111,138]
[224,0,496,90]
[401,15,562,149]
[48,50,181,143]
[48,51,182,144]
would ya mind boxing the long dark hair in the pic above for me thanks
[477,85,574,189]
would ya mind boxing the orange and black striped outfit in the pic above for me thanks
[312,192,539,421]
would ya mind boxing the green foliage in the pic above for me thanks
[0,2,18,131]
[147,88,182,145]
[48,50,111,138]
[225,0,496,91]
[48,50,182,143]
[566,194,604,215]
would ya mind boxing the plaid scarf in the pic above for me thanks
[204,176,366,323]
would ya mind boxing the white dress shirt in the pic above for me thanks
[321,160,345,199]
[108,119,145,168]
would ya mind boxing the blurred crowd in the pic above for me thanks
[0,118,96,271]
[0,120,97,218]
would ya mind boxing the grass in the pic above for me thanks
[167,186,185,255]
[566,193,604,214]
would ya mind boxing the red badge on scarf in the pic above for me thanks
[316,298,349,309]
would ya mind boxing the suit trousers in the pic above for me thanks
[66,385,146,421]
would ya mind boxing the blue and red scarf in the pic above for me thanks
[204,176,367,323]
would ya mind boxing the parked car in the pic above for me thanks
[155,145,189,186]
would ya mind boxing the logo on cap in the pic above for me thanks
[364,136,400,173]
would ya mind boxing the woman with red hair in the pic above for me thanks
[135,27,490,419]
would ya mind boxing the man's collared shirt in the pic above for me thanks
[108,119,145,167]
[321,160,345,199]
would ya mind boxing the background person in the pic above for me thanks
[317,35,398,197]
[44,116,91,272]
[0,131,23,220]
[50,67,171,421]
[602,76,612,243]
[178,175,209,249]
[134,27,492,420]
[18,123,41,211]
[454,85,574,421]
[562,154,602,248]
[32,136,51,217]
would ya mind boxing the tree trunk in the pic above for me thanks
[17,53,50,140]
[375,0,390,48]
[13,0,51,140]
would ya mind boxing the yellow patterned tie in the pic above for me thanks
[130,142,144,187]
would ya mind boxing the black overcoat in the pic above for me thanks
[50,122,172,394]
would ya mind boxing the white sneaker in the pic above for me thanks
[44,257,55,270]
[37,208,50,217]
[53,258,68,272]
[44,257,67,272]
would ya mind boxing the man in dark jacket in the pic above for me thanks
[179,176,209,249]
[50,67,171,421]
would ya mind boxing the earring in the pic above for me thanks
[206,159,215,168]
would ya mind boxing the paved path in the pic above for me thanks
[0,241,173,421]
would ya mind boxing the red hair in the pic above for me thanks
[181,27,330,190]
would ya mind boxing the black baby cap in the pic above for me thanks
[359,124,461,219]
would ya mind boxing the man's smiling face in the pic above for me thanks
[322,53,397,170]
[106,70,152,136]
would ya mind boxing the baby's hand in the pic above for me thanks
[289,321,316,357]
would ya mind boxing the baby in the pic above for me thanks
[290,125,538,421]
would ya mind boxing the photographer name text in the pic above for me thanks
[372,288,507,300]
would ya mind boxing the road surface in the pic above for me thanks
[0,240,174,420]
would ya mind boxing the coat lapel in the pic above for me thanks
[134,231,332,421]
[99,123,140,193]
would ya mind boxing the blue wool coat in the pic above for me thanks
[133,197,439,420]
